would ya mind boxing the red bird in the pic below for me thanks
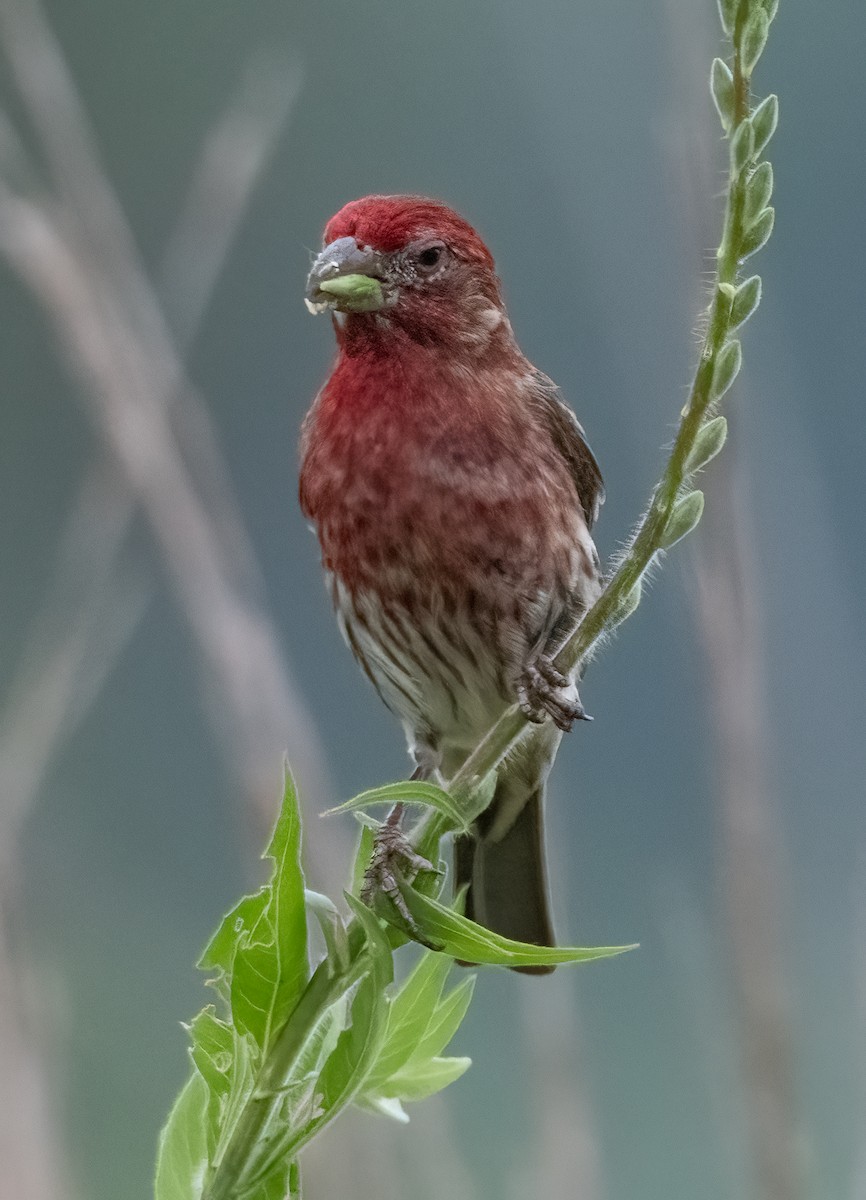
[299,195,604,965]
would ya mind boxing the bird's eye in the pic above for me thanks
[416,243,446,272]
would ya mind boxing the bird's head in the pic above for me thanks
[305,195,510,352]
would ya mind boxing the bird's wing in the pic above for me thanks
[528,370,605,530]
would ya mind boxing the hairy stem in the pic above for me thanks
[446,0,758,800]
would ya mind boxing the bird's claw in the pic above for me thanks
[517,654,592,732]
[361,809,440,947]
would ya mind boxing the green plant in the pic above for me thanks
[155,2,779,1195]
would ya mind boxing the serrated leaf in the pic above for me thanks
[188,1007,233,1097]
[263,763,309,1041]
[393,882,636,968]
[154,1071,209,1200]
[198,887,270,982]
[711,340,742,402]
[751,94,779,156]
[710,58,735,131]
[197,767,307,1053]
[730,275,762,329]
[381,1056,472,1102]
[365,951,453,1088]
[741,206,775,259]
[685,416,728,476]
[661,491,705,550]
[744,162,774,227]
[208,766,309,1053]
[324,780,470,833]
[740,8,770,77]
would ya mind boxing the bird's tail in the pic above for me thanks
[454,784,556,975]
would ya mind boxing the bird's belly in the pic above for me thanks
[333,578,518,752]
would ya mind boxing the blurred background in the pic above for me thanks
[1,1,864,1198]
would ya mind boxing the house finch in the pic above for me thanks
[300,195,604,968]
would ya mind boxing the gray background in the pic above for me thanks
[1,2,864,1199]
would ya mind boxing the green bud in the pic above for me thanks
[730,275,762,328]
[717,0,737,33]
[685,416,728,475]
[751,94,779,156]
[730,118,755,177]
[711,339,742,401]
[741,206,775,259]
[611,578,642,628]
[739,8,770,77]
[711,58,735,132]
[744,162,774,227]
[662,491,705,550]
[312,273,384,312]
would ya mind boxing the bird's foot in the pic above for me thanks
[361,804,440,947]
[517,654,592,732]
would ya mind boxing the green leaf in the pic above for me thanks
[744,162,774,227]
[365,951,453,1088]
[741,206,775,259]
[358,1094,410,1123]
[410,975,475,1062]
[155,1071,209,1200]
[710,58,735,131]
[740,7,770,76]
[197,766,307,1052]
[760,0,780,22]
[751,94,779,157]
[380,1055,472,1102]
[710,339,742,401]
[324,780,471,833]
[684,416,728,476]
[257,899,393,1165]
[198,887,269,984]
[211,1030,258,1171]
[393,882,636,969]
[661,490,705,550]
[207,765,309,1054]
[263,763,309,1037]
[350,824,375,898]
[717,0,737,34]
[730,118,754,177]
[730,275,762,329]
[305,890,351,974]
[188,1007,233,1098]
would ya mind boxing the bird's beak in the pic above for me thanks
[305,236,387,314]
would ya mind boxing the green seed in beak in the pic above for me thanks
[315,273,384,312]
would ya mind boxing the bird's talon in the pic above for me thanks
[536,654,568,689]
[518,659,591,732]
[361,809,438,946]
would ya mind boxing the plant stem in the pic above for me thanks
[205,937,368,1200]
[446,2,755,800]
